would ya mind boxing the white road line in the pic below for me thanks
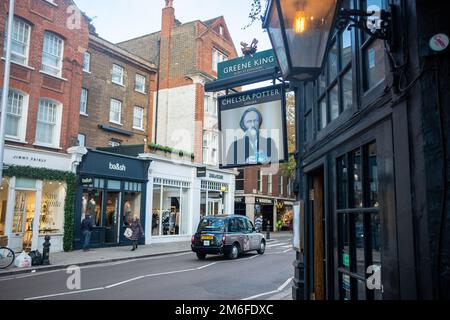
[266,243,290,248]
[25,287,104,301]
[281,245,292,249]
[23,253,264,300]
[241,277,293,301]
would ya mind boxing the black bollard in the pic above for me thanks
[42,235,51,265]
[266,224,271,240]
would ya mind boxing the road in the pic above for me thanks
[0,236,294,300]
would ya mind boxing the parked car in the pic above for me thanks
[191,215,266,260]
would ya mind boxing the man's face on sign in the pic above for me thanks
[243,111,260,132]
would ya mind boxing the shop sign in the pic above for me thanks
[81,177,93,186]
[256,198,274,205]
[197,167,207,178]
[4,146,70,171]
[79,150,149,181]
[208,173,224,180]
[218,49,277,80]
[235,197,245,203]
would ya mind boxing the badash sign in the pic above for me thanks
[109,162,126,172]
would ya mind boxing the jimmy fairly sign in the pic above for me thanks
[109,162,126,172]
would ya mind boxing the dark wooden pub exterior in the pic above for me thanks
[262,0,450,299]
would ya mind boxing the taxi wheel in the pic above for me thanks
[196,252,207,260]
[227,243,240,260]
[257,240,266,255]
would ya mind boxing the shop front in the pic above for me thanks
[73,150,150,249]
[277,200,294,231]
[143,154,236,244]
[255,197,275,232]
[0,145,73,253]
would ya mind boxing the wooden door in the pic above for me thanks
[313,170,325,300]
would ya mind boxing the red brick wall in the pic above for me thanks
[0,0,89,152]
[243,166,294,199]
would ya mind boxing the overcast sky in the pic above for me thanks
[74,0,272,52]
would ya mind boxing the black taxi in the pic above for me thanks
[191,215,266,260]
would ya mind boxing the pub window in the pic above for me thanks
[361,0,386,91]
[337,142,381,300]
[316,0,354,131]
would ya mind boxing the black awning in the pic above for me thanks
[98,124,134,136]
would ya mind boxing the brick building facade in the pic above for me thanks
[79,33,157,148]
[117,0,238,165]
[0,0,89,151]
[0,0,90,252]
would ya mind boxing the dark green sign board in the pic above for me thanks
[217,49,278,80]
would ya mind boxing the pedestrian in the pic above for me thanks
[255,214,263,233]
[81,214,93,252]
[130,214,144,251]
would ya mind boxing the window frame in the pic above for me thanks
[77,133,86,147]
[80,88,88,115]
[2,89,29,142]
[41,31,64,77]
[4,17,32,66]
[35,98,62,148]
[133,106,144,130]
[111,64,124,86]
[83,52,91,73]
[135,74,146,94]
[109,98,122,125]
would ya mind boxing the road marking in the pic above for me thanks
[266,242,290,248]
[281,245,292,249]
[241,277,293,301]
[0,252,192,282]
[25,287,104,300]
[22,255,262,300]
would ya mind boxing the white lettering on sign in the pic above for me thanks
[109,162,126,172]
[222,56,275,74]
[221,88,280,106]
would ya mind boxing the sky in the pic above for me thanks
[74,0,272,53]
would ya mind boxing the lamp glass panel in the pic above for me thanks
[267,1,289,76]
[281,0,337,72]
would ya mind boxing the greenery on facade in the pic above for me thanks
[148,143,195,160]
[3,166,77,252]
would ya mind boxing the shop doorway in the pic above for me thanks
[208,199,221,215]
[311,168,325,300]
[104,192,121,244]
[262,205,274,231]
[10,191,36,252]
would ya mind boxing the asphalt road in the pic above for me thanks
[0,236,294,300]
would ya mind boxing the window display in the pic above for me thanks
[81,189,103,227]
[152,180,190,236]
[12,191,36,251]
[0,178,8,236]
[40,181,66,234]
[123,192,141,227]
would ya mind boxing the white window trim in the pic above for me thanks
[279,176,284,195]
[2,89,29,143]
[258,171,263,192]
[34,98,63,149]
[109,99,122,125]
[41,32,64,78]
[133,106,144,130]
[4,17,32,67]
[135,74,146,94]
[77,133,86,147]
[83,52,91,73]
[80,88,88,116]
[112,64,124,86]
[268,173,273,195]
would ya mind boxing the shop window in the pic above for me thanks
[336,142,380,300]
[0,178,9,236]
[40,181,65,235]
[82,190,103,227]
[152,182,189,236]
[123,192,141,227]
[200,191,207,218]
[13,190,36,251]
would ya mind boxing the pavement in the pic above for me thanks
[0,231,292,283]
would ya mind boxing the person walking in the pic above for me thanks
[130,214,144,251]
[254,214,263,233]
[81,214,93,252]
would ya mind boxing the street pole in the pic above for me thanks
[0,0,15,183]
